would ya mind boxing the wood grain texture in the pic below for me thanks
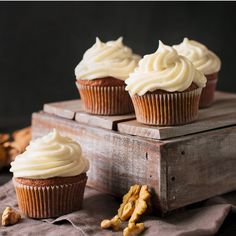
[43,100,83,119]
[75,112,135,130]
[161,126,236,211]
[32,112,164,210]
[118,91,236,140]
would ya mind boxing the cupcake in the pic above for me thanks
[10,129,89,218]
[75,37,140,115]
[125,41,207,126]
[173,38,221,108]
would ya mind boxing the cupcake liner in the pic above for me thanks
[13,175,87,219]
[76,83,134,115]
[199,73,218,108]
[131,88,202,126]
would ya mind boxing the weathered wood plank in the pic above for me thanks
[32,112,164,210]
[43,100,83,119]
[162,126,236,210]
[44,99,136,130]
[75,112,135,130]
[118,91,236,140]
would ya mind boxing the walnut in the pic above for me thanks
[0,134,9,144]
[123,222,145,236]
[101,184,150,236]
[0,127,31,169]
[118,185,141,221]
[3,127,31,164]
[1,207,21,226]
[139,185,150,202]
[121,201,135,221]
[101,215,121,231]
[129,185,150,223]
[129,199,147,223]
[0,145,7,169]
[0,134,9,169]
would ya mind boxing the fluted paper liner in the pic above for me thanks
[199,74,218,108]
[13,175,87,219]
[76,83,134,115]
[131,88,202,126]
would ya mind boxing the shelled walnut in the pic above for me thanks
[101,184,150,236]
[0,127,31,170]
[4,127,31,164]
[0,134,9,169]
[118,185,141,221]
[129,185,150,223]
[1,207,21,226]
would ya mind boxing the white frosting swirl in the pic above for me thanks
[10,129,89,179]
[173,38,221,75]
[125,41,206,96]
[75,37,140,81]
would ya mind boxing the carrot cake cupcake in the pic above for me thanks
[125,41,207,126]
[173,38,221,108]
[10,129,89,218]
[75,37,140,115]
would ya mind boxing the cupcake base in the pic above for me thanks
[13,173,87,219]
[131,88,202,126]
[199,73,218,108]
[76,82,134,115]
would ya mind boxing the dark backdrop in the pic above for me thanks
[0,2,236,129]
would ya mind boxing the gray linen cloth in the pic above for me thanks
[0,181,235,236]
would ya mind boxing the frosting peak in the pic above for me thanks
[10,129,89,179]
[173,38,221,75]
[154,40,179,70]
[125,41,206,96]
[75,37,140,81]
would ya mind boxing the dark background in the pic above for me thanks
[0,2,236,130]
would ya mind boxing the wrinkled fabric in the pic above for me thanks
[0,181,235,236]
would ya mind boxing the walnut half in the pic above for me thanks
[101,184,151,236]
[1,207,21,226]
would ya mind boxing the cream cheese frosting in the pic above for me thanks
[10,129,89,179]
[75,37,140,81]
[125,41,206,96]
[173,38,221,75]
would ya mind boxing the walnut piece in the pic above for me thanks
[0,134,9,145]
[0,134,9,169]
[2,207,21,226]
[0,145,7,169]
[0,127,31,169]
[101,184,150,236]
[3,127,31,164]
[123,222,145,236]
[129,185,150,223]
[118,185,141,221]
[101,215,121,231]
[121,201,135,221]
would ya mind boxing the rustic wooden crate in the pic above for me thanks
[32,91,236,213]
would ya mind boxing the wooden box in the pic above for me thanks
[32,91,236,213]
